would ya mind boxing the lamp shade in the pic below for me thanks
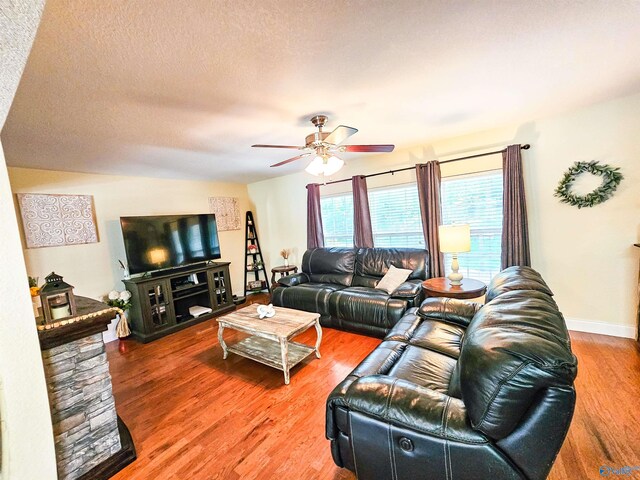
[305,154,344,177]
[438,224,471,253]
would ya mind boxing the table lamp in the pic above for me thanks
[438,224,471,286]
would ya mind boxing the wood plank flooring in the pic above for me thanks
[107,303,640,480]
[548,331,640,480]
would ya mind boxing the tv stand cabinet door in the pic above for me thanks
[208,266,233,310]
[140,279,176,334]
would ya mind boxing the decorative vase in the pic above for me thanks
[284,258,289,267]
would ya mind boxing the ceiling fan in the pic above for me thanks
[252,115,395,176]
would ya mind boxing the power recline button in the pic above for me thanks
[399,437,414,452]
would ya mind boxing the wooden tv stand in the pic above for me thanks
[124,262,234,343]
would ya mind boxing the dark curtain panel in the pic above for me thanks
[352,175,374,248]
[416,161,444,278]
[306,183,325,249]
[501,144,531,269]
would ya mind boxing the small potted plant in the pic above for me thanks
[280,249,291,267]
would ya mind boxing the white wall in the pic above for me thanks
[9,168,252,334]
[0,145,57,479]
[0,0,57,478]
[248,92,640,338]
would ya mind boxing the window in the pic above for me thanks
[319,170,503,284]
[441,170,503,284]
[369,184,425,248]
[320,193,353,247]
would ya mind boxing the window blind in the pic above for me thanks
[320,193,354,247]
[441,170,503,284]
[369,184,425,249]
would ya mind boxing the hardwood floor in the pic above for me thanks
[107,304,640,480]
[548,332,640,480]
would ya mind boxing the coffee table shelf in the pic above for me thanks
[227,336,315,372]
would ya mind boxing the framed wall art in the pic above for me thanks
[208,196,240,231]
[17,193,99,248]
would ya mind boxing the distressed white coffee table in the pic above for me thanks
[216,305,322,385]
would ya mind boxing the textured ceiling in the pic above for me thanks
[0,0,45,129]
[3,0,640,183]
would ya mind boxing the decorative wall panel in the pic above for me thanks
[208,196,240,231]
[17,193,99,248]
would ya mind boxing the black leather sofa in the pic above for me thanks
[272,247,429,338]
[326,266,578,480]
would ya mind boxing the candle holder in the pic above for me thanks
[39,272,77,323]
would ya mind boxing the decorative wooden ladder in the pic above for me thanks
[243,211,271,297]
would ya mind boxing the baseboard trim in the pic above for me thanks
[565,317,636,339]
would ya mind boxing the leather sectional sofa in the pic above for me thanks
[326,266,578,480]
[272,247,429,338]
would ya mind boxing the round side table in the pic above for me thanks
[421,277,487,300]
[271,265,298,288]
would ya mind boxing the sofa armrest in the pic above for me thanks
[328,375,486,444]
[417,297,481,328]
[384,309,421,342]
[277,272,309,287]
[390,279,422,299]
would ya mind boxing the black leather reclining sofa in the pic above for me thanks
[271,247,429,338]
[326,266,578,480]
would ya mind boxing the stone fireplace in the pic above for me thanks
[38,297,135,480]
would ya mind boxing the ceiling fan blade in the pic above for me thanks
[324,125,358,145]
[252,144,302,149]
[343,144,395,153]
[270,154,311,167]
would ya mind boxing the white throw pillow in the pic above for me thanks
[376,265,413,294]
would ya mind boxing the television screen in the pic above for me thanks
[120,214,221,275]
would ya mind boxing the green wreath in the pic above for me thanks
[554,161,623,209]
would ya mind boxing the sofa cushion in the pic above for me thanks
[328,286,407,331]
[408,320,466,359]
[302,248,356,287]
[387,345,457,393]
[271,283,345,317]
[352,248,428,287]
[458,289,577,440]
[485,265,553,302]
[384,310,465,360]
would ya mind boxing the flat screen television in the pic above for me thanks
[120,214,221,275]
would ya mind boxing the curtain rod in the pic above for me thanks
[321,144,531,186]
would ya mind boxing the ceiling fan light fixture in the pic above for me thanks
[305,154,344,177]
[256,115,394,170]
